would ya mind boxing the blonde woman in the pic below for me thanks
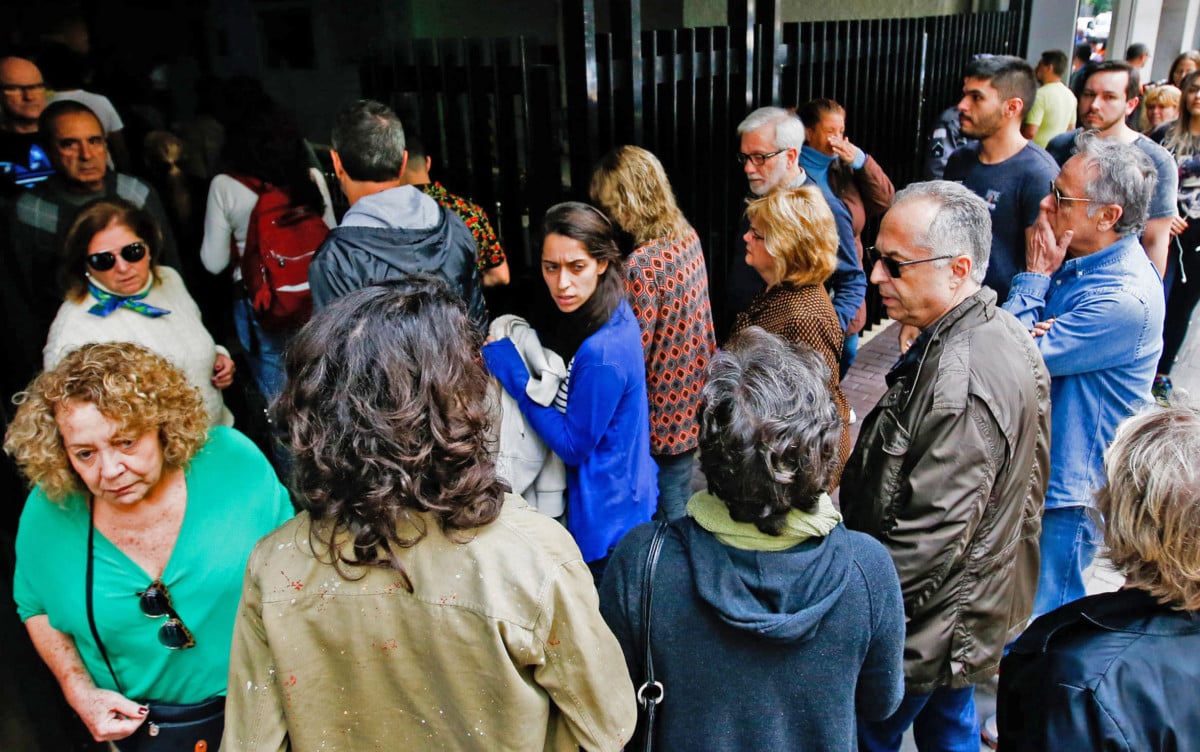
[731,187,851,483]
[590,146,717,519]
[1143,84,1182,133]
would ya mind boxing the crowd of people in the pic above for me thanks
[2,30,1200,752]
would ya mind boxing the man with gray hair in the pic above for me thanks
[842,180,1051,751]
[728,107,865,341]
[1003,133,1164,626]
[308,99,484,329]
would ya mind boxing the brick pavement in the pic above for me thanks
[844,321,901,446]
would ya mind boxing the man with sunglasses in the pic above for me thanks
[3,99,180,408]
[1003,133,1163,633]
[842,180,1050,752]
[725,107,865,343]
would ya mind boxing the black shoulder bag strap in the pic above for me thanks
[86,499,126,695]
[636,520,669,752]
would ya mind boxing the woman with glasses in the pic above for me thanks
[44,197,235,427]
[483,202,657,581]
[4,341,291,749]
[731,186,852,486]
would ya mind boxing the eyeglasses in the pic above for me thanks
[86,242,148,272]
[139,579,196,650]
[736,148,786,166]
[870,248,957,278]
[0,82,46,95]
[1049,181,1092,210]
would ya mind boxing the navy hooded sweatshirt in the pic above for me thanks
[599,516,905,751]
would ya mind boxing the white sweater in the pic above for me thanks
[44,266,234,427]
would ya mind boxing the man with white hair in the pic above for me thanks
[727,107,865,339]
[842,180,1051,752]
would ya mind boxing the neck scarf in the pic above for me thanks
[686,489,842,551]
[87,274,169,318]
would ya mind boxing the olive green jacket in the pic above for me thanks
[841,289,1051,694]
[223,495,637,751]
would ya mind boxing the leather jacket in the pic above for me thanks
[841,288,1051,693]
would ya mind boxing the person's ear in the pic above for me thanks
[596,258,610,276]
[949,254,973,284]
[1097,204,1123,232]
[398,150,409,180]
[1005,96,1025,120]
[330,150,346,178]
[424,155,432,173]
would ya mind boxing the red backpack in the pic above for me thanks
[231,175,330,330]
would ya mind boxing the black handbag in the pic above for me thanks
[86,504,226,751]
[634,521,670,752]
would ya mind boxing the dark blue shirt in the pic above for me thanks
[945,141,1060,302]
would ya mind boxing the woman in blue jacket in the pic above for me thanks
[483,202,656,579]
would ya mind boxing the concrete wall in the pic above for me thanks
[1025,0,1080,63]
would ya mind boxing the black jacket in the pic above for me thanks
[308,197,485,332]
[998,588,1200,752]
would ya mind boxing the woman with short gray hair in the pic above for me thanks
[599,326,905,751]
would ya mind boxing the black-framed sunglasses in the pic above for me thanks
[1049,180,1092,210]
[736,148,786,166]
[139,579,196,650]
[869,248,956,278]
[86,242,148,272]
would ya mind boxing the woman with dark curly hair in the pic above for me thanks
[599,327,904,751]
[224,279,636,751]
[483,201,658,580]
[5,342,291,749]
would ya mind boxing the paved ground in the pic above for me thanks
[846,321,1124,752]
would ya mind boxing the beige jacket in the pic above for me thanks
[223,495,636,751]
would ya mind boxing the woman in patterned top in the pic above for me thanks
[731,187,852,485]
[590,146,717,520]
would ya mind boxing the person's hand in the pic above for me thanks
[897,323,920,354]
[830,135,860,165]
[481,338,530,395]
[1171,215,1188,236]
[68,686,147,742]
[212,353,235,389]
[1024,210,1071,276]
[1031,318,1055,338]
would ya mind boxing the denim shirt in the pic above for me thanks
[1002,234,1164,509]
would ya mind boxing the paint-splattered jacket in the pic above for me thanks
[223,494,636,752]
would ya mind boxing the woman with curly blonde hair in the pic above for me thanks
[590,145,717,520]
[225,279,636,750]
[5,342,291,750]
[731,186,851,485]
[998,402,1200,750]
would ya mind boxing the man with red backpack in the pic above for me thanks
[309,100,485,332]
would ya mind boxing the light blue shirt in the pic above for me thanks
[1003,234,1164,509]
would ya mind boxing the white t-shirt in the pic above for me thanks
[199,168,336,281]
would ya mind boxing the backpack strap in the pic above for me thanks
[228,173,267,195]
[635,520,669,751]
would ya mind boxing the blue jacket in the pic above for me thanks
[998,588,1200,752]
[483,300,656,561]
[599,519,905,751]
[1003,235,1163,509]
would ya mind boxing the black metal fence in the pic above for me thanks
[359,0,1031,327]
